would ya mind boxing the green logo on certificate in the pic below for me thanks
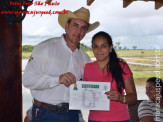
[73,83,78,90]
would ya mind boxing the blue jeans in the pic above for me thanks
[88,120,130,122]
[32,105,79,122]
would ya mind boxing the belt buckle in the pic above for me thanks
[55,103,69,113]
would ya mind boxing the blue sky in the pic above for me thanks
[23,0,163,49]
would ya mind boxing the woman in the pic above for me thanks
[83,31,137,122]
[138,77,163,122]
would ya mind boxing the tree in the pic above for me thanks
[116,42,121,50]
[22,45,34,52]
[116,42,120,47]
[123,46,127,50]
[133,46,137,50]
[114,46,117,50]
[80,43,92,52]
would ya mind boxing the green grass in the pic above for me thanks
[134,60,163,65]
[128,64,163,71]
[86,49,163,58]
[22,52,31,59]
[133,72,163,79]
[133,72,163,85]
[134,78,147,85]
[116,50,163,58]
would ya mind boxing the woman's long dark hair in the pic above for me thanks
[147,77,163,97]
[92,31,125,93]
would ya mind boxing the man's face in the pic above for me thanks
[65,19,89,45]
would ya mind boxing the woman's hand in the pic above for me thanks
[105,77,137,104]
[105,91,120,102]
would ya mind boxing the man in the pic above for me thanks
[23,7,99,122]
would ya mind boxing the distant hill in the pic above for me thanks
[22,43,92,52]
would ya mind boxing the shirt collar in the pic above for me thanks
[61,34,80,52]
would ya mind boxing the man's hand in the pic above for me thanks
[59,72,76,87]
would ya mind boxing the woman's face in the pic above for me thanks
[92,36,112,62]
[146,82,156,101]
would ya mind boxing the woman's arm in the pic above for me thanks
[138,100,155,122]
[105,76,137,104]
[121,76,137,104]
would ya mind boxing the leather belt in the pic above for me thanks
[33,99,56,110]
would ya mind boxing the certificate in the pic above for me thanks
[69,81,110,111]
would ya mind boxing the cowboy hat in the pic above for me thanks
[58,7,100,33]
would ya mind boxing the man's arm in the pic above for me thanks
[23,43,77,90]
[22,43,61,90]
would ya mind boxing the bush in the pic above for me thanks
[22,45,34,52]
[80,43,92,52]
